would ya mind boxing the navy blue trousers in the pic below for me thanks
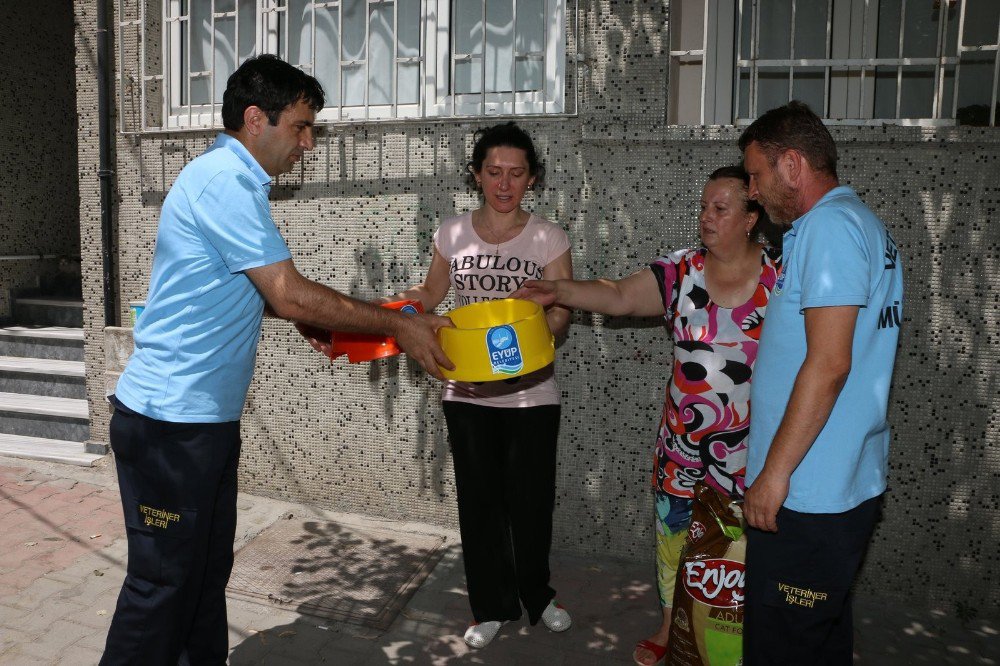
[744,494,883,666]
[100,398,241,666]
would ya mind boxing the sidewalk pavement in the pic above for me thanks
[0,455,996,665]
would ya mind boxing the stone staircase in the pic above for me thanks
[0,295,102,466]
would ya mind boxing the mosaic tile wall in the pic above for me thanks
[75,1,117,455]
[0,2,80,319]
[74,0,1000,618]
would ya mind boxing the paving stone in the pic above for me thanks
[7,577,73,611]
[45,477,81,491]
[72,624,110,652]
[0,502,22,519]
[5,637,66,663]
[0,646,47,666]
[65,645,104,665]
[0,514,40,535]
[58,576,119,608]
[69,604,115,631]
[1,459,997,666]
[0,626,33,654]
[41,618,95,652]
[4,476,45,489]
[14,485,62,505]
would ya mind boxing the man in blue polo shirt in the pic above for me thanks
[101,55,453,665]
[739,102,903,664]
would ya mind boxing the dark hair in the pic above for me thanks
[707,165,782,248]
[466,122,545,189]
[222,54,325,131]
[737,100,838,179]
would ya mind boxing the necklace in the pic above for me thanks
[486,218,503,255]
[477,210,527,256]
[478,212,505,256]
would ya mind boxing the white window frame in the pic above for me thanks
[429,0,567,117]
[669,0,1000,126]
[118,0,571,132]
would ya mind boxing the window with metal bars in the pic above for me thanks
[119,0,568,131]
[669,0,1000,126]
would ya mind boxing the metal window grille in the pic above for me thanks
[117,0,576,133]
[669,0,1000,126]
[449,0,560,115]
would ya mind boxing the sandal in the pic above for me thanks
[633,638,668,665]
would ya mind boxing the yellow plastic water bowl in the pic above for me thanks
[439,298,554,382]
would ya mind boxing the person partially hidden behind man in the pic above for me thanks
[100,55,453,665]
[739,101,904,665]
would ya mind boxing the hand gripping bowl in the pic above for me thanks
[438,298,554,382]
[328,299,424,363]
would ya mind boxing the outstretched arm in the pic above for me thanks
[246,259,454,379]
[513,267,665,318]
[540,250,574,339]
[377,248,452,311]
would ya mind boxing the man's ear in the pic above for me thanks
[780,149,804,186]
[243,105,267,137]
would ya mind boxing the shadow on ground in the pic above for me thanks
[229,547,662,664]
[227,545,1000,665]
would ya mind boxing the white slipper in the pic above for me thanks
[463,620,507,648]
[541,600,572,632]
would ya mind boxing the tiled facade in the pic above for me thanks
[0,2,79,318]
[69,0,1000,619]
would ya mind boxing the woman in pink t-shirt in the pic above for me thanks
[386,123,574,649]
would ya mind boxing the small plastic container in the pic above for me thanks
[328,299,424,363]
[128,301,145,327]
[438,298,554,382]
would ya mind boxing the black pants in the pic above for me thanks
[100,398,241,666]
[443,401,560,625]
[744,495,883,666]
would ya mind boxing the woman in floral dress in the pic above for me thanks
[514,165,780,665]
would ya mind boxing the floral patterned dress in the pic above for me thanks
[649,246,782,500]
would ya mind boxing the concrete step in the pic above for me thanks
[0,432,103,467]
[0,391,89,442]
[13,298,84,328]
[0,327,84,361]
[0,356,86,399]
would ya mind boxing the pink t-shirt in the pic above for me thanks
[434,211,571,408]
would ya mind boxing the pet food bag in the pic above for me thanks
[666,482,746,666]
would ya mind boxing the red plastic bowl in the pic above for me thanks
[328,299,424,363]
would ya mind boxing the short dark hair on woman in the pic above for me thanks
[466,122,545,190]
[222,54,325,131]
[707,165,782,248]
[737,100,838,179]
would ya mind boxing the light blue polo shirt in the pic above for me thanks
[746,187,903,513]
[115,133,291,423]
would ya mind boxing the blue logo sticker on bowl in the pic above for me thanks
[486,324,524,375]
[400,304,418,314]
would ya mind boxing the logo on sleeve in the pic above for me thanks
[884,230,899,270]
[877,300,901,329]
[486,325,524,375]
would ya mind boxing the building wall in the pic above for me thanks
[78,0,1000,618]
[76,1,118,450]
[0,2,79,318]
